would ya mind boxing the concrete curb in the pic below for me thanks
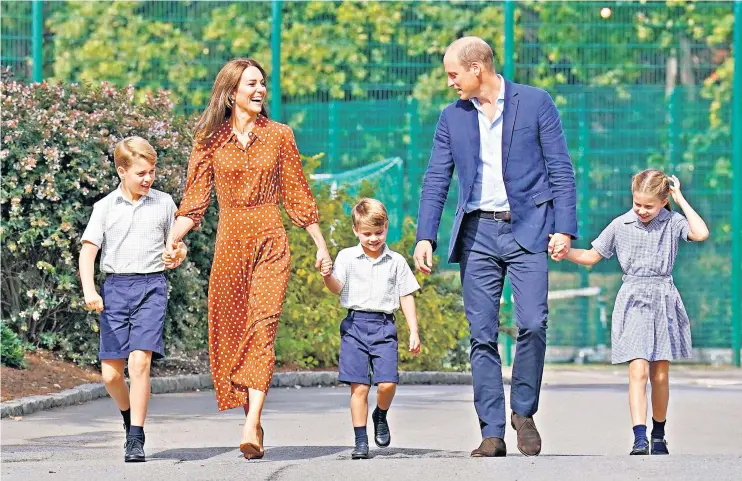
[1,371,493,419]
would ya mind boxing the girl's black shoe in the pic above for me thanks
[650,437,669,455]
[630,437,649,455]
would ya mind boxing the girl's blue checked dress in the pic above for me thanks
[591,208,693,364]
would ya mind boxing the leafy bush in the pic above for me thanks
[1,320,27,369]
[0,79,212,364]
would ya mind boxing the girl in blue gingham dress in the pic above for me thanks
[555,169,709,456]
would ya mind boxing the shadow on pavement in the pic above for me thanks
[366,447,470,459]
[263,445,470,461]
[150,446,235,461]
[29,431,120,445]
[262,445,349,461]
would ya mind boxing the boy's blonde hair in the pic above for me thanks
[631,168,672,211]
[114,136,157,170]
[352,198,388,228]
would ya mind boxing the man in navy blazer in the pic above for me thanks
[414,37,577,457]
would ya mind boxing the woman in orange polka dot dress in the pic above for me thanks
[166,58,332,459]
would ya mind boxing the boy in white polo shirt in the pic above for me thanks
[79,136,187,463]
[322,198,422,459]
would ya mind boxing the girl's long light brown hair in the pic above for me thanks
[194,58,269,141]
[631,169,672,211]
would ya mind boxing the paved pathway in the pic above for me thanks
[3,368,741,480]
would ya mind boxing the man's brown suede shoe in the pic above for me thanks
[511,412,542,456]
[470,437,507,457]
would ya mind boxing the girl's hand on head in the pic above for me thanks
[669,175,683,202]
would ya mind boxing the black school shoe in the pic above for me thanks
[123,424,145,448]
[372,407,391,448]
[351,440,369,460]
[124,436,146,462]
[651,437,669,455]
[630,437,649,455]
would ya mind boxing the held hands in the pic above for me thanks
[413,240,434,275]
[162,241,188,269]
[84,291,104,312]
[316,246,332,276]
[548,233,571,261]
[408,331,422,356]
[320,258,333,277]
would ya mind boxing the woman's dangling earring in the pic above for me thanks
[227,95,234,107]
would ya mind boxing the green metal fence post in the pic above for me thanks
[668,86,679,171]
[271,0,283,122]
[502,0,515,367]
[406,98,420,215]
[731,0,742,367]
[328,101,339,172]
[32,0,43,82]
[501,281,514,366]
[577,93,591,346]
[504,0,515,80]
[597,292,608,358]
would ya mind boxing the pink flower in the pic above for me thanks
[23,156,37,171]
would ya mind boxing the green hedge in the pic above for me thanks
[1,79,470,370]
[1,79,210,364]
[1,320,27,369]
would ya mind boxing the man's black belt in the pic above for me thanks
[469,210,511,222]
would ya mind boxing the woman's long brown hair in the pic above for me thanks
[194,58,269,141]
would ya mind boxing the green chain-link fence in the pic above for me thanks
[2,0,740,363]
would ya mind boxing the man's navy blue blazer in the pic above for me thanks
[416,79,578,263]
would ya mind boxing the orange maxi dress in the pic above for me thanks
[175,116,319,411]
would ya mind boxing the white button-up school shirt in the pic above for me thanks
[81,186,177,273]
[332,244,421,314]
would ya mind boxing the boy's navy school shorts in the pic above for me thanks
[338,309,399,385]
[99,272,167,360]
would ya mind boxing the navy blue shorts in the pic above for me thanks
[338,310,399,385]
[99,273,167,360]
